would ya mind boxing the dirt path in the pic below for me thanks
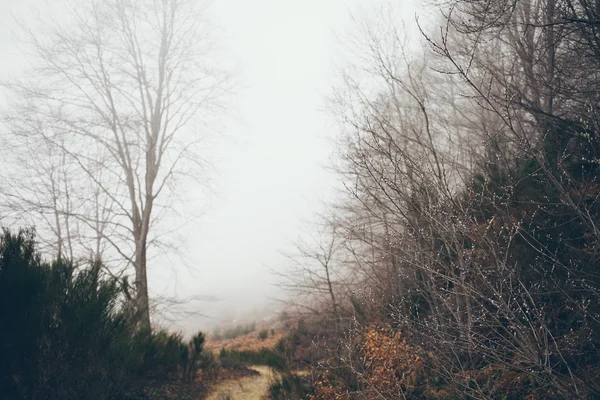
[205,366,272,400]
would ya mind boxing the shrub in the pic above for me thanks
[219,347,287,370]
[219,323,256,340]
[0,228,204,398]
[197,349,219,381]
[182,331,205,382]
[132,328,186,380]
[258,328,269,340]
[309,325,423,400]
[268,372,314,400]
[0,229,142,399]
[357,326,422,396]
[212,323,257,340]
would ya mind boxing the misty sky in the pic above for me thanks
[0,0,421,331]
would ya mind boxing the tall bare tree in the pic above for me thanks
[278,220,348,320]
[2,0,228,329]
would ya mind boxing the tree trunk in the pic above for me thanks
[135,240,151,330]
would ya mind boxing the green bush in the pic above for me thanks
[219,347,287,370]
[0,229,145,399]
[258,328,269,340]
[0,228,206,399]
[267,372,314,400]
[132,328,186,380]
[198,349,219,380]
[183,331,205,382]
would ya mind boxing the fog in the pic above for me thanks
[3,0,600,397]
[0,0,419,334]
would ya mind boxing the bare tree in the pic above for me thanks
[2,0,228,329]
[278,220,349,320]
[0,128,78,261]
[0,112,120,265]
[289,4,600,397]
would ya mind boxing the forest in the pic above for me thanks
[275,0,600,397]
[1,0,600,398]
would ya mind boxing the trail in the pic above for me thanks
[205,366,272,400]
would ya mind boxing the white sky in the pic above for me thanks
[0,0,422,331]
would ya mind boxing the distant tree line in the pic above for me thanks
[212,322,257,340]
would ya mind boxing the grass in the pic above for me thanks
[219,347,287,371]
